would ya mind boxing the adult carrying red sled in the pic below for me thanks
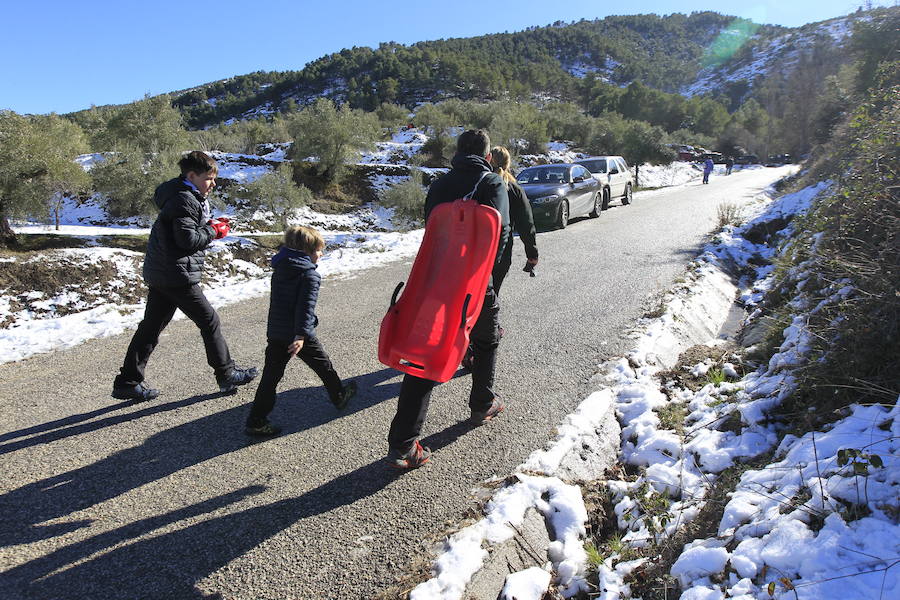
[382,129,511,470]
[378,172,501,382]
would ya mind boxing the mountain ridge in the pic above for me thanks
[65,8,893,130]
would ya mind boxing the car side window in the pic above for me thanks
[574,166,589,180]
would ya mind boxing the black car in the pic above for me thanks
[516,164,601,229]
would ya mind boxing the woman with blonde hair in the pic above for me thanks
[461,145,539,371]
[488,146,539,292]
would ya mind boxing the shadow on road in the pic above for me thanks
[0,368,400,549]
[0,393,227,456]
[0,400,136,443]
[1,413,476,600]
[275,366,400,433]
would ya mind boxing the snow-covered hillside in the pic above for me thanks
[683,15,857,97]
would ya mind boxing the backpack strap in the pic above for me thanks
[463,171,490,201]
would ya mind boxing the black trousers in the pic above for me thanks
[115,284,233,387]
[247,336,343,425]
[388,287,501,452]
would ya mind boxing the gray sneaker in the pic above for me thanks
[112,382,160,402]
[217,366,258,393]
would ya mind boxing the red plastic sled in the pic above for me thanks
[378,196,501,382]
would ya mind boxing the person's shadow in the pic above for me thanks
[0,368,401,549]
[1,416,475,600]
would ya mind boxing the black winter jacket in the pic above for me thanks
[142,178,217,287]
[265,247,321,340]
[506,180,538,261]
[424,154,510,283]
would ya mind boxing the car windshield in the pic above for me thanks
[517,166,570,184]
[577,159,607,173]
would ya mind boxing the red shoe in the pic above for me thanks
[387,440,431,469]
[469,397,505,425]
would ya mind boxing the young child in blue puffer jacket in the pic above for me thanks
[245,225,356,436]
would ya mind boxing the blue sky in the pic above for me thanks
[1,0,887,115]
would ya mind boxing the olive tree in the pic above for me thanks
[239,166,312,231]
[91,95,189,218]
[0,111,89,246]
[620,121,675,187]
[287,98,380,184]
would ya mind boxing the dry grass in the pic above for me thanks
[716,202,743,228]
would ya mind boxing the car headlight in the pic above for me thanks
[531,194,559,204]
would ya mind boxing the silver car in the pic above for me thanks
[575,156,634,209]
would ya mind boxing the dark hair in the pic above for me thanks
[178,151,218,176]
[456,129,491,157]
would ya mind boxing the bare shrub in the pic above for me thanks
[716,201,743,228]
[382,171,426,228]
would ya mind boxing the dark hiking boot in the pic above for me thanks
[217,366,258,393]
[469,397,505,425]
[245,420,282,437]
[386,440,431,470]
[112,382,160,402]
[331,380,357,411]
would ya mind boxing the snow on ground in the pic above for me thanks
[358,127,426,165]
[209,151,279,184]
[0,226,422,365]
[407,178,898,598]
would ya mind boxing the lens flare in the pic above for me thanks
[702,18,761,68]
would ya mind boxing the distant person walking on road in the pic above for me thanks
[386,129,510,469]
[725,156,734,175]
[702,157,714,184]
[245,226,356,437]
[112,151,257,402]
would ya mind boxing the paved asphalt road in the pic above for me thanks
[0,167,792,599]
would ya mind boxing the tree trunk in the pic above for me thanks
[0,214,18,248]
[634,164,640,188]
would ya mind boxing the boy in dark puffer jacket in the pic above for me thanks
[112,151,257,401]
[245,226,356,436]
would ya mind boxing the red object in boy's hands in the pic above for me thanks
[211,219,230,239]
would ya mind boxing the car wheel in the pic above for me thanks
[557,200,569,229]
[622,184,632,206]
[588,192,600,218]
[601,188,610,210]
